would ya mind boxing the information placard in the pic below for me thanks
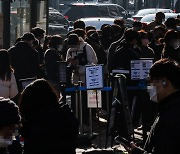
[131,59,153,80]
[87,90,102,108]
[85,65,103,90]
[19,77,36,90]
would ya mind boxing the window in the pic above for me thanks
[117,5,126,17]
[98,6,109,17]
[49,13,68,25]
[108,5,119,17]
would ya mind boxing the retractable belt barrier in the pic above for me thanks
[65,85,148,92]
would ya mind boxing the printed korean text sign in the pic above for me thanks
[131,59,153,80]
[85,65,103,90]
[87,90,102,108]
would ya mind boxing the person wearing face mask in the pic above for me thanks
[130,31,157,129]
[112,29,143,128]
[66,29,98,84]
[148,26,166,61]
[44,35,64,93]
[136,31,156,59]
[0,97,22,154]
[122,58,180,154]
[161,30,180,64]
[31,27,46,65]
[112,29,140,72]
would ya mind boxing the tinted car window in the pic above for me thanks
[64,3,129,21]
[49,13,69,25]
[98,6,109,16]
[116,5,127,17]
[65,5,98,21]
[108,5,119,17]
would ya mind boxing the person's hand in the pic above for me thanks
[67,58,73,64]
[67,58,78,67]
[122,141,137,154]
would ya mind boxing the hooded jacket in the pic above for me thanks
[66,37,97,83]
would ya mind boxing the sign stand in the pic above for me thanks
[85,64,104,147]
[105,74,134,148]
[95,89,101,148]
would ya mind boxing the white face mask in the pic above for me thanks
[147,86,158,102]
[40,38,45,44]
[57,45,63,51]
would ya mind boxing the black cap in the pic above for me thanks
[0,97,21,127]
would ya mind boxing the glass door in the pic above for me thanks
[10,0,47,46]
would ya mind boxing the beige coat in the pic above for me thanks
[0,72,18,98]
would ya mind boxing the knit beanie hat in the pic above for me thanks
[0,97,21,127]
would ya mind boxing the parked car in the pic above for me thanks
[79,17,115,30]
[63,2,131,22]
[140,13,179,24]
[79,17,133,29]
[132,8,174,21]
[48,8,73,38]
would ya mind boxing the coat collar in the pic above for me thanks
[158,90,180,114]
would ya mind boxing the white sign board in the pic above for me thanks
[85,65,103,90]
[131,60,153,80]
[20,78,36,90]
[87,90,102,108]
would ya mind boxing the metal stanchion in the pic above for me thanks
[74,84,79,120]
[78,81,84,135]
[95,90,101,148]
[89,108,93,136]
[106,76,110,116]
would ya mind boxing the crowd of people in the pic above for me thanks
[0,11,180,153]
